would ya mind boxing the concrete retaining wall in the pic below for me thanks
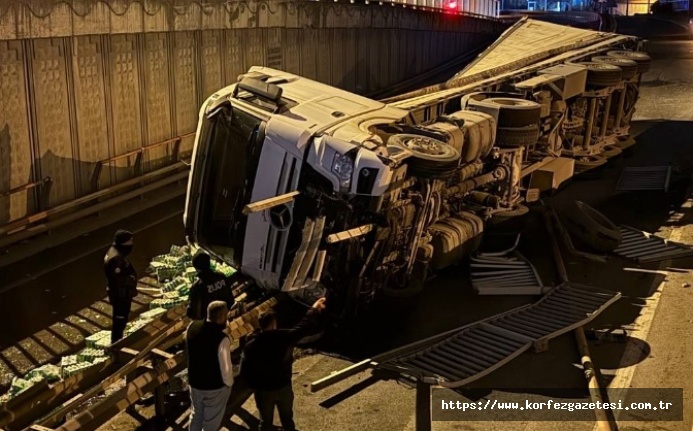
[0,0,505,223]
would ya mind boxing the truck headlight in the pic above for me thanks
[332,152,354,193]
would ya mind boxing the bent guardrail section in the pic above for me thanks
[375,282,620,387]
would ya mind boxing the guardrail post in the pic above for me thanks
[151,356,166,420]
[90,162,104,193]
[134,151,144,177]
[173,138,181,162]
[38,177,53,212]
[415,382,432,431]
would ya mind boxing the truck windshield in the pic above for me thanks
[195,103,264,266]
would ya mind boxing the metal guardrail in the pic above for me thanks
[89,134,192,193]
[0,177,53,212]
[0,133,194,244]
[324,0,502,21]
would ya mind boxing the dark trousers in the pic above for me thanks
[109,297,132,344]
[254,384,295,431]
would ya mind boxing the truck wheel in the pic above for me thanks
[592,56,638,80]
[573,62,623,87]
[574,155,607,174]
[562,201,622,252]
[607,50,651,74]
[496,124,540,147]
[484,98,542,128]
[388,134,461,178]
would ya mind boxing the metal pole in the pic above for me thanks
[575,327,615,431]
[416,382,432,431]
[584,98,598,151]
[600,93,613,137]
[544,207,616,431]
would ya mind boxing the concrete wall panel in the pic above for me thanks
[142,1,169,33]
[141,32,173,172]
[107,34,143,184]
[173,2,201,32]
[71,35,109,195]
[200,30,223,102]
[300,28,318,81]
[317,29,332,85]
[223,29,245,86]
[0,40,32,222]
[72,2,112,37]
[0,4,16,40]
[266,28,283,70]
[245,28,265,69]
[110,1,144,35]
[0,0,504,220]
[172,32,198,154]
[31,38,75,205]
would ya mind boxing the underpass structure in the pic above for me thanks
[0,0,503,254]
[1,4,686,431]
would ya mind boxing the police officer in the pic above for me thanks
[187,250,237,320]
[104,229,138,344]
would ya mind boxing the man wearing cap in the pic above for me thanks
[187,250,238,321]
[104,229,138,344]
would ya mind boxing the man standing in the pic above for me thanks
[187,250,238,320]
[104,229,138,344]
[240,298,327,431]
[186,301,234,431]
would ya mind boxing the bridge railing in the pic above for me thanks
[318,0,502,20]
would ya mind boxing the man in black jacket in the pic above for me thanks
[239,297,326,431]
[104,229,138,344]
[186,301,234,431]
[187,250,238,320]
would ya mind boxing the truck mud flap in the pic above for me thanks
[282,216,326,292]
[376,282,620,387]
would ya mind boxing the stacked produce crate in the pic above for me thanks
[0,244,237,406]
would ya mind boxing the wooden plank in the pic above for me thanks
[152,349,174,360]
[242,191,299,215]
[310,359,373,392]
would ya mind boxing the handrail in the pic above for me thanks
[0,177,53,212]
[0,177,51,200]
[89,133,195,193]
[337,0,503,22]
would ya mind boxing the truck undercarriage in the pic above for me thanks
[184,18,649,318]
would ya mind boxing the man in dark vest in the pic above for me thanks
[239,297,327,431]
[104,229,138,344]
[187,250,238,320]
[186,301,233,431]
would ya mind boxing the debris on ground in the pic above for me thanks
[0,244,236,406]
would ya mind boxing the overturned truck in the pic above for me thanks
[184,19,648,317]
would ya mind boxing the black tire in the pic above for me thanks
[388,134,461,178]
[496,124,540,147]
[592,56,638,80]
[574,155,607,174]
[607,50,651,74]
[486,98,542,128]
[573,62,623,87]
[562,201,622,252]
